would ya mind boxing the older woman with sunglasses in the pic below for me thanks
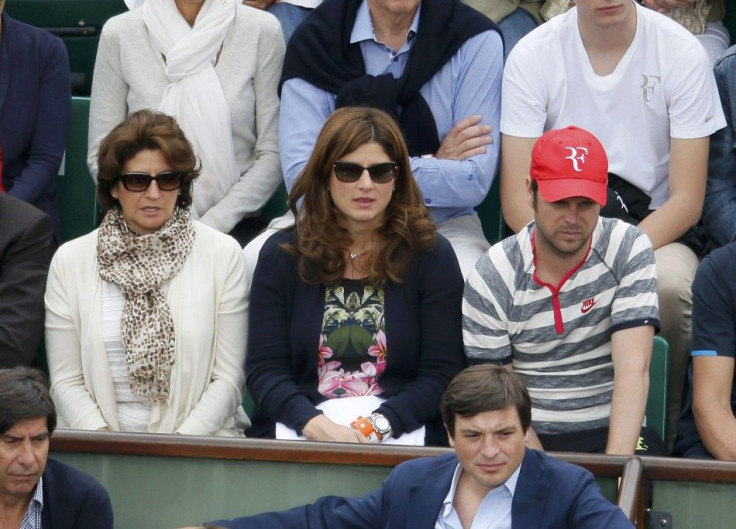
[45,110,248,436]
[246,107,466,446]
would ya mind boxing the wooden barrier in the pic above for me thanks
[50,430,635,529]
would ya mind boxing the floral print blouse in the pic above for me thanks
[318,279,386,399]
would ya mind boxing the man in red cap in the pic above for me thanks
[463,126,664,456]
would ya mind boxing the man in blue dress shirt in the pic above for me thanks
[246,0,503,278]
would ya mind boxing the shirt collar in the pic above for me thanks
[351,0,420,45]
[440,461,522,518]
[32,476,44,509]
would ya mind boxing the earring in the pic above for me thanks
[392,186,396,191]
[112,193,118,199]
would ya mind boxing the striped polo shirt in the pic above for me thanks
[463,217,659,434]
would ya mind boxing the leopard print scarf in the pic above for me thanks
[97,207,195,404]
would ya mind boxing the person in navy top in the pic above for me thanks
[0,1,70,243]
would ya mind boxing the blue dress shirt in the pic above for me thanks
[20,477,43,529]
[436,463,520,529]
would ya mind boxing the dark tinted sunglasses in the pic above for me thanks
[333,161,398,184]
[120,171,184,192]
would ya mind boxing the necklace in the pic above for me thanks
[349,243,375,260]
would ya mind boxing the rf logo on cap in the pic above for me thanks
[564,147,588,173]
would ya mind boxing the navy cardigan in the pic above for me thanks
[0,14,70,242]
[246,230,466,444]
[41,458,113,529]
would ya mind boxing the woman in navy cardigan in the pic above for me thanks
[0,6,70,243]
[246,107,466,446]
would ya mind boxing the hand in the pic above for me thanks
[641,0,696,13]
[242,0,276,9]
[435,115,493,161]
[302,414,369,443]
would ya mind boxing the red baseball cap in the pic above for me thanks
[530,126,608,206]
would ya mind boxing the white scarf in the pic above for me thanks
[143,0,239,219]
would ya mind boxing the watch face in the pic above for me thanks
[373,415,391,433]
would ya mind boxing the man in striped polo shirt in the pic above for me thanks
[463,126,664,455]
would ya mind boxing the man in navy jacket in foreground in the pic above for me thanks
[194,365,632,528]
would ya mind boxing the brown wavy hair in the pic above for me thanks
[97,109,200,212]
[285,107,436,286]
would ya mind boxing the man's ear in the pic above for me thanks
[525,177,534,209]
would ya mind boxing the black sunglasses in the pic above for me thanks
[333,161,398,184]
[119,171,184,192]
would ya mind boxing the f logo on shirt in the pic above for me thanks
[641,75,660,103]
[564,147,588,172]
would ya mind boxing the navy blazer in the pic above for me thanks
[246,229,466,443]
[214,449,633,528]
[41,458,113,529]
[0,14,70,242]
[0,193,53,367]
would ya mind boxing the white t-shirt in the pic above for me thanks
[501,2,725,208]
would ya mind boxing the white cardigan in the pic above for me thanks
[45,221,248,436]
[87,5,285,233]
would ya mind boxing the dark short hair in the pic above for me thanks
[96,109,200,211]
[0,367,57,435]
[441,365,532,437]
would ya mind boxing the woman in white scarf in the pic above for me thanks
[88,0,284,244]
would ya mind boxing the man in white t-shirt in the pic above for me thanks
[499,0,725,447]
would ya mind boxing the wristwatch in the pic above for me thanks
[351,413,393,443]
[370,413,393,440]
